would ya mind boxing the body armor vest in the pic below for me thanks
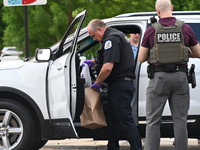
[147,20,189,65]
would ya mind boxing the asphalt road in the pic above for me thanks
[40,138,200,150]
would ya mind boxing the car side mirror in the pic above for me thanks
[35,48,51,62]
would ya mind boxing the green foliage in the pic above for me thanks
[0,2,6,50]
[1,0,199,56]
[2,7,24,49]
[171,0,200,11]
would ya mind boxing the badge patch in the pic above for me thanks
[104,40,112,50]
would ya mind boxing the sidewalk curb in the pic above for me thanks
[43,145,200,150]
[43,145,129,150]
[41,138,200,150]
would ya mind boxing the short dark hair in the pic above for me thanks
[132,29,140,34]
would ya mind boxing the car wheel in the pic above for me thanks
[0,98,36,150]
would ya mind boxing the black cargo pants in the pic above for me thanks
[106,79,142,150]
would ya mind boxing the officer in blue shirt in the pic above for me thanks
[129,32,140,60]
[129,31,140,126]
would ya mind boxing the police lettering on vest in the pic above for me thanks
[147,20,189,65]
[157,32,181,43]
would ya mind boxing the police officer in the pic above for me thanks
[138,0,200,150]
[129,32,140,60]
[129,31,141,126]
[86,19,142,150]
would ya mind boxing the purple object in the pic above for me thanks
[91,83,101,92]
[84,60,93,67]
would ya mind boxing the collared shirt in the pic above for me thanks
[96,27,135,83]
[141,17,198,49]
[131,44,138,59]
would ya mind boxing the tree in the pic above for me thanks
[1,0,199,57]
[172,0,200,11]
[2,0,87,56]
[0,1,5,50]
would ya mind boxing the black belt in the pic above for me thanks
[118,77,134,81]
[154,64,187,73]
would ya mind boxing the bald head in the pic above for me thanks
[155,0,173,18]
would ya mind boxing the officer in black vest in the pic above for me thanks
[86,19,142,150]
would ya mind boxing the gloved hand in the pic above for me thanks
[91,83,101,93]
[84,60,93,67]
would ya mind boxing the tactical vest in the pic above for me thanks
[147,20,189,65]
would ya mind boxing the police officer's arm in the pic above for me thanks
[189,44,200,58]
[95,62,114,85]
[138,46,149,63]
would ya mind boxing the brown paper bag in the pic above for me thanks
[80,87,107,129]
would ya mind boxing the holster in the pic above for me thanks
[188,64,196,88]
[147,64,154,79]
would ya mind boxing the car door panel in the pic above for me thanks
[47,10,87,137]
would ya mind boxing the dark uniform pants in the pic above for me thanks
[106,80,142,150]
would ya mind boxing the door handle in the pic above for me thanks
[57,64,63,70]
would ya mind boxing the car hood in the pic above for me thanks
[0,60,24,70]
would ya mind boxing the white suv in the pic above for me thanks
[0,10,199,150]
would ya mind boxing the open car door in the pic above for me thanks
[47,10,87,138]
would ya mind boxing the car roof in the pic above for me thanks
[50,11,200,53]
[114,11,200,18]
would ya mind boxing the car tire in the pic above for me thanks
[0,98,36,150]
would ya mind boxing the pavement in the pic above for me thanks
[41,138,200,150]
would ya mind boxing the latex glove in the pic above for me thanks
[91,83,101,93]
[84,60,93,67]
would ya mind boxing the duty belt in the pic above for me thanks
[118,76,134,81]
[154,64,187,73]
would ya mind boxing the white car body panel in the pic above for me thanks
[0,60,50,119]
